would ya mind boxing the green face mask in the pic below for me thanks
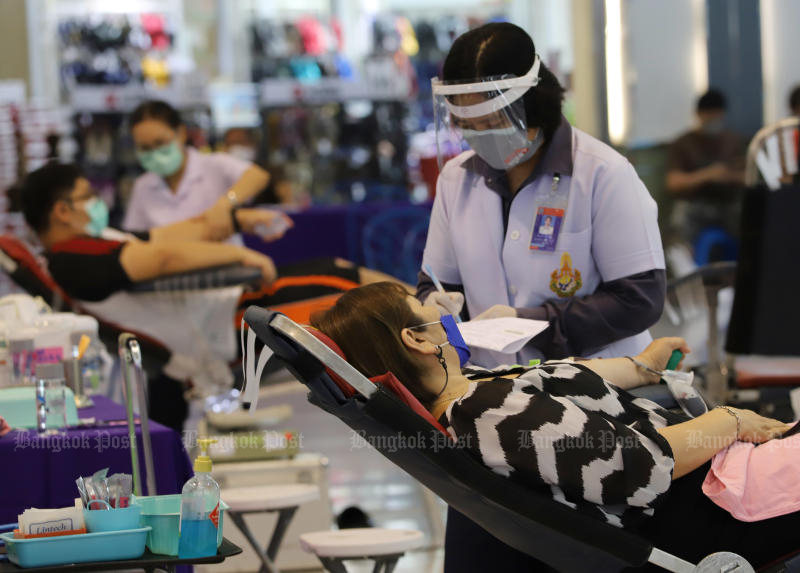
[83,197,109,237]
[136,141,184,177]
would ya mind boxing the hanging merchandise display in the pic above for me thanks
[58,13,175,91]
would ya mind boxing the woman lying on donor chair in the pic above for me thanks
[312,282,800,570]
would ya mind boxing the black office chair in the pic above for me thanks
[240,307,796,573]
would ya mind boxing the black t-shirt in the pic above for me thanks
[46,235,144,302]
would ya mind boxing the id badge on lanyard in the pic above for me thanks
[529,173,570,252]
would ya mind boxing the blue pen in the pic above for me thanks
[423,263,462,323]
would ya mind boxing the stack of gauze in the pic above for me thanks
[16,499,86,538]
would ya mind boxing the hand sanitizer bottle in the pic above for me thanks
[178,438,220,558]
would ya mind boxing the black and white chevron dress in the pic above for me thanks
[439,361,689,529]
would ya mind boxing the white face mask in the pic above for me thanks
[228,145,257,163]
[460,126,544,170]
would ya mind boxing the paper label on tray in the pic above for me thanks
[29,518,74,535]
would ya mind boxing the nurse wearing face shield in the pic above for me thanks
[421,22,665,368]
[419,23,667,571]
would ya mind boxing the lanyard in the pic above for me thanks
[529,172,570,252]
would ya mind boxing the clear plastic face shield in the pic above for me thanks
[431,55,542,170]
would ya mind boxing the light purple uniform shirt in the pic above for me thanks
[123,147,251,231]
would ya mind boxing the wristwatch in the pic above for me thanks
[226,189,238,207]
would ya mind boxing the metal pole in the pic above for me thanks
[128,338,158,496]
[118,333,142,497]
[704,283,727,405]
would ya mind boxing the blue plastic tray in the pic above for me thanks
[0,527,150,568]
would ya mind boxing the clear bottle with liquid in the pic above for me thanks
[178,438,220,558]
[35,362,67,435]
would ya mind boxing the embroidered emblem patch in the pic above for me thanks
[550,252,582,298]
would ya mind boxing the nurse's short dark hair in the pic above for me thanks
[21,162,82,233]
[130,100,183,130]
[443,22,565,143]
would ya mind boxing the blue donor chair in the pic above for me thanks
[361,206,430,284]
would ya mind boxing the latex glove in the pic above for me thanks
[424,291,464,317]
[235,209,294,242]
[473,304,517,321]
[636,337,691,373]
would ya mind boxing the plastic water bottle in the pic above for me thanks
[178,438,220,558]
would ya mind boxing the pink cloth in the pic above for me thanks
[702,433,800,521]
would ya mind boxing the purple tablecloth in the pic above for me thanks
[0,396,193,523]
[243,201,431,266]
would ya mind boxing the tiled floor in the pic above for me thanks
[202,375,446,573]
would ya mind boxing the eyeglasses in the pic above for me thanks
[408,320,442,330]
[64,191,96,204]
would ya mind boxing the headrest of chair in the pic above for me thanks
[305,327,450,436]
[369,371,450,436]
[0,235,69,299]
[305,327,358,398]
[0,236,43,274]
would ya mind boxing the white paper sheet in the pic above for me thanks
[457,317,549,354]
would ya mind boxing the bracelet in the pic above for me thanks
[716,406,741,441]
[625,356,662,382]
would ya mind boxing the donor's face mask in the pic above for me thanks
[82,197,109,237]
[137,141,184,177]
[701,118,725,135]
[411,314,471,367]
[228,145,257,163]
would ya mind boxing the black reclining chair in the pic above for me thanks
[242,307,799,573]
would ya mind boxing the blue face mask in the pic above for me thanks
[411,314,471,367]
[83,197,109,237]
